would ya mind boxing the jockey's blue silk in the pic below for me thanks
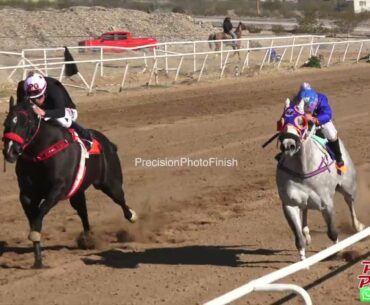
[295,91,332,125]
[313,92,332,124]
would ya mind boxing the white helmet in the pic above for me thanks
[24,72,47,99]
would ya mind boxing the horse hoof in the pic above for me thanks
[358,223,366,232]
[28,231,41,242]
[303,227,311,245]
[128,209,138,223]
[305,235,311,246]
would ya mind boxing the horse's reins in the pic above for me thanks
[3,118,41,172]
[2,110,42,171]
[3,115,42,150]
[261,132,279,148]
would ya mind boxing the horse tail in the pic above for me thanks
[111,142,118,152]
[208,33,216,49]
[90,130,117,153]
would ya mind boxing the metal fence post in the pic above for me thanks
[59,64,65,81]
[268,39,274,64]
[356,42,364,63]
[260,49,269,72]
[193,42,197,73]
[342,42,350,62]
[327,44,336,67]
[119,63,129,92]
[309,36,314,57]
[241,40,250,73]
[174,56,184,83]
[198,54,208,82]
[290,37,296,63]
[89,62,100,95]
[220,51,230,78]
[165,43,168,74]
[148,59,158,86]
[220,42,223,70]
[294,46,304,69]
[43,49,48,76]
[100,47,104,77]
[277,48,288,69]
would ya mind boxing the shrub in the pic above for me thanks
[172,7,185,14]
[302,56,321,68]
[247,25,262,33]
[271,25,286,34]
[293,10,331,34]
[334,11,370,35]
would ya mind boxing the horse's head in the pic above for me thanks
[277,98,309,157]
[235,22,247,35]
[2,97,38,163]
[239,22,247,31]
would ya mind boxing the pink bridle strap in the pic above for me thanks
[2,132,25,146]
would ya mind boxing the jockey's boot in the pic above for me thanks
[327,139,347,173]
[71,122,93,151]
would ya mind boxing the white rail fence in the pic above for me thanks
[204,227,370,305]
[0,35,369,95]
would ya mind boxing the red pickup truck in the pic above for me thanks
[78,31,157,52]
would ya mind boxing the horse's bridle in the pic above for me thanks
[3,110,42,151]
[276,105,334,179]
[277,105,310,146]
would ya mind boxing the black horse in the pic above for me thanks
[2,97,137,268]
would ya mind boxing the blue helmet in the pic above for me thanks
[297,82,318,113]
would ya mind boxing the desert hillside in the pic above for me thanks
[0,6,214,50]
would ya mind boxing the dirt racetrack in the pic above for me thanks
[0,64,369,305]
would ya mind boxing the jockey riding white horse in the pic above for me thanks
[276,99,364,260]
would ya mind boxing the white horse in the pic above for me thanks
[276,99,364,260]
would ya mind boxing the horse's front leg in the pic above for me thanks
[27,188,63,268]
[321,203,339,244]
[19,192,44,268]
[69,191,95,249]
[302,207,311,246]
[283,204,306,260]
[70,191,90,232]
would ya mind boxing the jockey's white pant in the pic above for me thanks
[44,108,78,128]
[321,120,338,141]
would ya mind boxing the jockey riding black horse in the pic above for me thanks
[2,97,137,268]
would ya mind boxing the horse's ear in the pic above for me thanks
[285,98,290,109]
[298,99,305,113]
[9,96,14,111]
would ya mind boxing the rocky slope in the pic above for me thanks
[0,6,214,50]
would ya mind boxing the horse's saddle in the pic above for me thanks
[312,134,336,161]
[224,33,233,39]
[67,129,102,156]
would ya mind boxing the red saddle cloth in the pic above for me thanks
[67,129,102,155]
[89,139,102,155]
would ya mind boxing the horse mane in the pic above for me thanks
[13,99,34,113]
[235,22,247,33]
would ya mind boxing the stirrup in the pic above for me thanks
[336,162,347,174]
[82,139,93,151]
